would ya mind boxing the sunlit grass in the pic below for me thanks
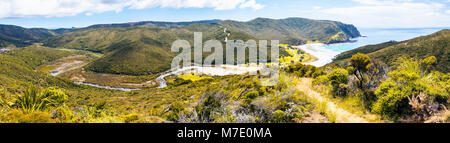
[178,75,213,82]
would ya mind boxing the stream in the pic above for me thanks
[73,81,139,92]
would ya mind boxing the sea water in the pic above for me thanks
[297,28,447,67]
[324,28,446,52]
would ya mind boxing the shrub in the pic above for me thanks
[272,110,286,123]
[349,53,372,89]
[327,68,349,97]
[284,63,319,77]
[195,92,225,122]
[42,87,68,107]
[444,111,450,122]
[372,80,413,119]
[422,56,437,65]
[15,86,68,113]
[312,70,326,78]
[350,53,372,73]
[312,75,329,86]
[51,106,74,122]
[122,113,141,123]
[372,57,448,121]
[165,101,185,121]
[241,91,260,106]
[0,110,55,123]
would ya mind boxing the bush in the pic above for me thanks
[122,113,141,123]
[284,63,319,77]
[165,101,185,121]
[15,86,68,113]
[241,91,260,106]
[312,75,329,86]
[195,92,226,122]
[327,68,349,97]
[422,56,437,65]
[0,110,55,123]
[272,110,286,123]
[349,53,372,89]
[372,80,413,119]
[51,106,74,122]
[372,57,449,121]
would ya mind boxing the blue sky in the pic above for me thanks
[0,0,449,28]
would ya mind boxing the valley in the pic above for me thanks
[0,17,448,123]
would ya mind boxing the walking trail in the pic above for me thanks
[295,78,369,123]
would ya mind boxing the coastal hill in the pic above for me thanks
[332,29,449,72]
[51,19,222,34]
[43,17,360,75]
[219,17,361,45]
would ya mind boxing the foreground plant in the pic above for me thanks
[372,57,449,121]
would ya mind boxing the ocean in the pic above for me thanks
[324,28,447,52]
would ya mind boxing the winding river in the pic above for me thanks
[52,28,445,91]
[73,81,139,92]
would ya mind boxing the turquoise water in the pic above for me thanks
[324,28,448,52]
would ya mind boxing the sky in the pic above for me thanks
[0,0,449,29]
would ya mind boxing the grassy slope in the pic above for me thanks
[333,41,398,61]
[218,17,361,45]
[44,24,259,75]
[333,29,450,72]
[0,45,80,91]
[0,25,55,47]
[44,27,194,75]
[1,46,318,123]
[0,45,168,117]
[43,18,360,75]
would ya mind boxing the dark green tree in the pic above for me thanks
[349,53,372,89]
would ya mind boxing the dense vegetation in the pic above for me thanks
[333,29,449,72]
[219,17,360,45]
[0,45,319,123]
[43,25,255,75]
[43,17,359,75]
[333,41,398,61]
[1,20,448,123]
[0,24,56,47]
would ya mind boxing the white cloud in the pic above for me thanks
[352,0,386,5]
[321,0,450,28]
[239,0,265,10]
[0,0,265,18]
[129,0,250,10]
[313,6,322,10]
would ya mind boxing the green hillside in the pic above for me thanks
[0,45,80,90]
[43,17,360,75]
[44,27,193,52]
[50,20,222,34]
[0,45,316,123]
[218,17,360,45]
[0,25,56,47]
[44,23,261,75]
[333,41,399,61]
[44,27,194,75]
[333,29,449,72]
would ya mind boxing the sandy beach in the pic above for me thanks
[294,43,340,67]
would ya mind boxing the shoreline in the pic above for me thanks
[294,43,341,67]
